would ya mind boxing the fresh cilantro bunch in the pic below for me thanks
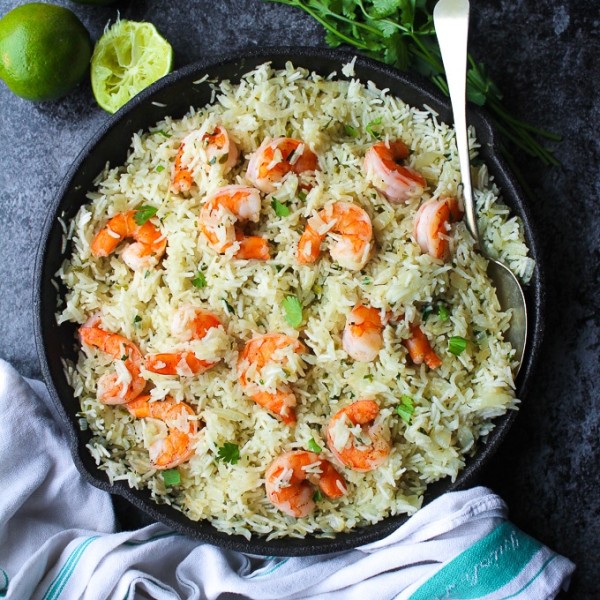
[267,0,560,173]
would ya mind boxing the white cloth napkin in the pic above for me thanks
[0,360,574,600]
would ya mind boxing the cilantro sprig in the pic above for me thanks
[217,443,240,464]
[266,0,560,176]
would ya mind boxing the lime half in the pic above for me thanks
[91,20,173,113]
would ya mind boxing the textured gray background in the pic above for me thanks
[0,0,598,597]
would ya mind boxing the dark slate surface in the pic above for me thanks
[0,0,598,596]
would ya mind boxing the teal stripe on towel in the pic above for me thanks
[497,555,558,600]
[42,536,98,600]
[409,522,542,599]
[248,558,289,578]
[0,567,9,597]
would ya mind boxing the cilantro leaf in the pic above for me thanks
[448,336,467,356]
[437,303,450,321]
[307,437,322,453]
[370,0,403,19]
[217,443,240,464]
[272,198,291,217]
[395,394,415,424]
[344,124,359,138]
[162,469,181,486]
[366,117,383,139]
[134,205,158,226]
[282,295,303,328]
[192,272,207,288]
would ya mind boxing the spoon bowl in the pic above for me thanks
[434,0,528,374]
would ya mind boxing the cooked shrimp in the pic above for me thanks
[199,185,269,260]
[343,305,385,362]
[79,320,145,405]
[171,125,239,194]
[364,140,426,203]
[126,395,198,469]
[326,399,391,472]
[90,210,167,271]
[144,352,213,377]
[297,201,373,271]
[145,307,223,376]
[237,333,306,425]
[404,324,442,369]
[265,451,347,517]
[246,137,319,193]
[170,306,223,342]
[413,196,463,261]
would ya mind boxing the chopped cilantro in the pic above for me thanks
[396,395,415,424]
[363,373,374,381]
[282,295,303,328]
[133,315,142,326]
[217,443,240,464]
[155,165,165,173]
[344,123,358,138]
[192,272,207,288]
[271,198,291,217]
[134,205,158,226]
[307,437,322,453]
[366,117,382,139]
[162,469,180,486]
[423,301,451,321]
[222,298,234,314]
[312,490,323,502]
[437,303,450,321]
[448,336,467,355]
[297,190,307,202]
[154,129,171,138]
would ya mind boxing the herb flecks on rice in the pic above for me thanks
[57,61,532,539]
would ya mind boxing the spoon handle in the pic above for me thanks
[433,0,479,245]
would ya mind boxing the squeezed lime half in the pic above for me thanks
[91,20,173,113]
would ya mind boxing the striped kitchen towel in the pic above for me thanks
[0,360,575,599]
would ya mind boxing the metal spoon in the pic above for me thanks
[433,0,527,375]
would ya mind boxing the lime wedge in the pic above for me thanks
[91,20,173,113]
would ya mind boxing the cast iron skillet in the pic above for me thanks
[34,47,544,556]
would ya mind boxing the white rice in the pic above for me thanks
[56,61,533,540]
